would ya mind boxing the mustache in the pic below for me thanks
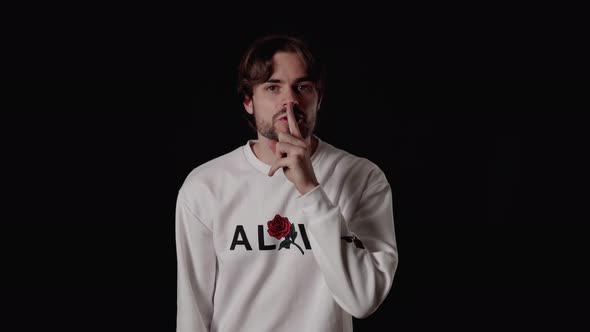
[275,105,305,121]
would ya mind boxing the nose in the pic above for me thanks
[281,87,299,109]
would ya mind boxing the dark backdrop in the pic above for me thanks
[4,82,588,331]
[2,6,589,332]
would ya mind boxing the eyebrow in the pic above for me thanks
[265,76,313,84]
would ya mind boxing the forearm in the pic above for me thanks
[299,184,399,318]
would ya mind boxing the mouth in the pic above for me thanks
[278,117,304,124]
[277,113,305,123]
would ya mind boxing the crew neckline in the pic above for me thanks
[243,135,325,175]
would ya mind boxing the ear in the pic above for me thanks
[316,95,322,112]
[243,96,254,114]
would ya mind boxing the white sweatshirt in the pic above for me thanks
[176,135,399,332]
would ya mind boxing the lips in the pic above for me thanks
[277,114,304,123]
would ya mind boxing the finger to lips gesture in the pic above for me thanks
[285,102,303,139]
[268,103,305,175]
[268,103,319,194]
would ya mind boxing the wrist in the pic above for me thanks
[300,181,320,196]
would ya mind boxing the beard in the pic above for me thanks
[252,103,316,141]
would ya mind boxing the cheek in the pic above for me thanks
[304,105,318,119]
[254,96,279,111]
[303,95,319,110]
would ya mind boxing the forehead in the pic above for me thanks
[269,52,308,78]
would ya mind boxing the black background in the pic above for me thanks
[2,4,589,331]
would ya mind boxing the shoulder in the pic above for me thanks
[178,144,243,201]
[321,140,389,186]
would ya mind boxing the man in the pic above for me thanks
[176,35,399,332]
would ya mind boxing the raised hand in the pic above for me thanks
[268,103,319,195]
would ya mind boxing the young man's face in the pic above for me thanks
[243,51,321,141]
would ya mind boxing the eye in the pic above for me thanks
[297,84,311,92]
[265,85,279,92]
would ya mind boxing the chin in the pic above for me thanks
[274,124,289,131]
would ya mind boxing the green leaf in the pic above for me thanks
[279,240,291,250]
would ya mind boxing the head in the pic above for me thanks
[238,35,326,141]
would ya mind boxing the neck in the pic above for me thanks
[252,134,318,166]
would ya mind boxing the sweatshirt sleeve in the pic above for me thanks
[297,177,399,319]
[175,196,217,332]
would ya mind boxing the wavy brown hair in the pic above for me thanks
[237,35,326,131]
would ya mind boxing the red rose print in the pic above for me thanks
[267,214,304,255]
[267,215,292,240]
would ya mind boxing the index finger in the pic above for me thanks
[286,103,303,139]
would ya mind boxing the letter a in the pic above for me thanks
[230,225,252,251]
